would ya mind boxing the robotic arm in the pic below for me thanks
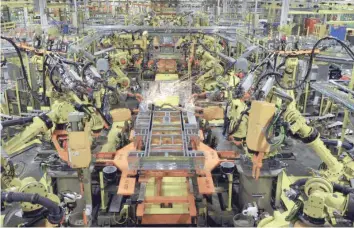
[195,47,224,91]
[283,102,343,181]
[1,101,75,155]
[284,177,354,226]
[108,51,131,89]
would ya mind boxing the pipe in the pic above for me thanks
[333,183,354,195]
[227,173,233,211]
[290,178,308,188]
[99,171,106,210]
[82,62,93,79]
[1,192,64,224]
[1,116,34,128]
[49,64,63,92]
[83,51,96,62]
[288,178,354,197]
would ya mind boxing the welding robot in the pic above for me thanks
[234,53,354,227]
[1,54,108,156]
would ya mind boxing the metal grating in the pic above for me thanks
[311,81,354,112]
[128,107,204,171]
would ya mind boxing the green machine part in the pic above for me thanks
[2,100,76,155]
[262,177,352,227]
[2,116,50,155]
[302,177,348,224]
[282,102,347,182]
[228,98,248,140]
[4,176,59,212]
[201,35,223,52]
[195,69,218,91]
[54,92,105,132]
[258,211,290,227]
[108,51,131,90]
[109,67,130,89]
[2,91,105,155]
[100,121,125,152]
[195,47,224,91]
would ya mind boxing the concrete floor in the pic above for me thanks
[9,146,44,181]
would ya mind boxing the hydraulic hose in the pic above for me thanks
[333,183,354,195]
[322,139,354,152]
[254,37,354,92]
[289,177,354,195]
[49,64,63,92]
[74,103,111,127]
[290,178,308,188]
[59,58,81,73]
[228,106,250,137]
[264,109,286,146]
[1,192,64,224]
[253,72,283,93]
[82,62,93,79]
[1,116,34,128]
[83,50,96,62]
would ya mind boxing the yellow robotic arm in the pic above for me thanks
[2,91,106,155]
[195,47,224,91]
[283,102,344,182]
[2,114,55,155]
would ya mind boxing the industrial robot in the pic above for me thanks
[1,54,107,156]
[234,52,354,227]
[1,158,65,227]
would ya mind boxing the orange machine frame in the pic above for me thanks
[95,130,236,225]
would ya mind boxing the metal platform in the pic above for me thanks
[128,107,205,171]
[311,81,354,112]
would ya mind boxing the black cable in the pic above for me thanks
[1,58,7,67]
[82,62,93,79]
[49,64,63,92]
[197,39,217,55]
[276,56,287,71]
[290,178,308,188]
[76,103,111,127]
[228,106,251,137]
[333,183,354,195]
[253,72,283,92]
[1,36,41,102]
[1,192,64,224]
[1,116,34,128]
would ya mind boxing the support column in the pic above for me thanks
[280,0,290,26]
[23,7,28,28]
[105,0,109,13]
[84,0,90,20]
[72,0,78,28]
[255,0,258,14]
[39,0,48,30]
[112,0,116,17]
[241,0,247,20]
